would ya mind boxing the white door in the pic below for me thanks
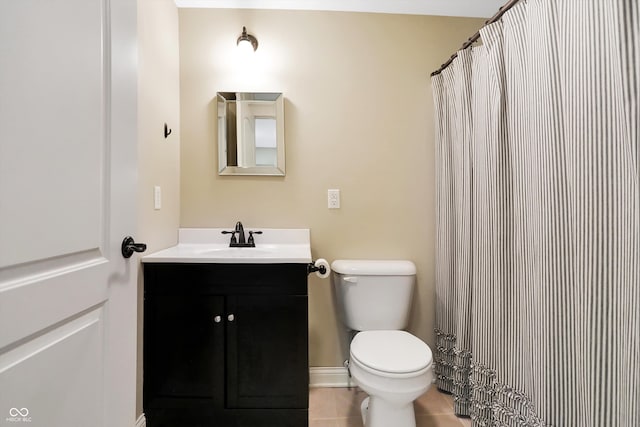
[0,1,138,426]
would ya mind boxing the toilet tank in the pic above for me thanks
[331,260,417,331]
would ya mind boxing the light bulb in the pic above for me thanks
[237,38,255,55]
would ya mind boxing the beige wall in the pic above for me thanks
[137,0,181,416]
[179,9,482,367]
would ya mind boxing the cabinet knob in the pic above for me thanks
[214,315,222,323]
[227,314,235,322]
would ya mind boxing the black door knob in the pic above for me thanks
[121,236,147,258]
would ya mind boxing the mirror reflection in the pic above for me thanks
[217,92,285,176]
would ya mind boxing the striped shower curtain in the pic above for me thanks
[432,0,639,426]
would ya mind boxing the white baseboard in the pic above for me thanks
[135,414,146,427]
[309,365,436,388]
[309,366,353,388]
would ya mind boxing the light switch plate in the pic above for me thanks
[154,186,161,210]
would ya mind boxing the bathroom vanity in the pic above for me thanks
[142,229,311,427]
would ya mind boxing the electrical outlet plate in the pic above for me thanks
[328,189,340,209]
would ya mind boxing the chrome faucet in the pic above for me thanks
[221,221,262,247]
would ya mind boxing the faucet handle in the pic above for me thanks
[221,230,237,245]
[247,230,262,245]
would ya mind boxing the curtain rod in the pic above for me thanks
[430,0,522,77]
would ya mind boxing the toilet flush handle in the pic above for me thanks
[343,276,358,283]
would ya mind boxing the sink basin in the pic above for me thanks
[142,228,312,264]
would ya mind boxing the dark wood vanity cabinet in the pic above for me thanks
[143,263,309,427]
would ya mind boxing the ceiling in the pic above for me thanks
[174,0,507,19]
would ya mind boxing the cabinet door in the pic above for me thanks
[226,294,308,409]
[144,293,225,406]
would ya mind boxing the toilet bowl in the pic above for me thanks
[348,330,433,427]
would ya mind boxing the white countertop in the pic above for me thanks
[142,228,312,264]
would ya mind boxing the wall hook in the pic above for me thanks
[164,123,172,139]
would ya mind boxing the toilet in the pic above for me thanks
[331,260,433,427]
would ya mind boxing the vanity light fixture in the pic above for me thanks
[237,26,258,52]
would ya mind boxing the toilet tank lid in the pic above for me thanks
[331,260,416,276]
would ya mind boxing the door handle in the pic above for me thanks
[121,236,147,258]
[227,314,235,322]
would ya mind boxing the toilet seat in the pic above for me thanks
[350,330,432,376]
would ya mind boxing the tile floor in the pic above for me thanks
[309,386,472,427]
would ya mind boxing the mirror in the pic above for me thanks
[217,92,285,176]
